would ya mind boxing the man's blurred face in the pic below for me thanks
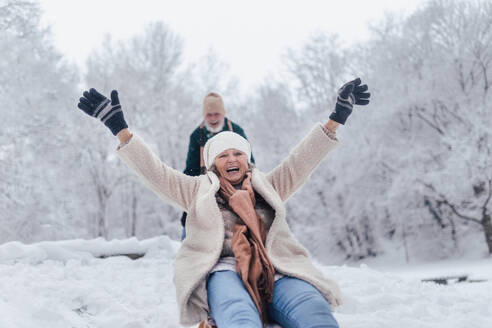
[205,112,224,130]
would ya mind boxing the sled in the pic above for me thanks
[421,275,468,285]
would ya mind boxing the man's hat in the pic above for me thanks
[203,92,226,116]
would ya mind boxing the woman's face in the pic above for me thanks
[214,148,249,184]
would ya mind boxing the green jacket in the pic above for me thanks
[183,117,255,177]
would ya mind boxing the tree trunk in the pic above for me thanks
[95,186,108,238]
[130,183,137,237]
[482,214,492,254]
[97,211,106,238]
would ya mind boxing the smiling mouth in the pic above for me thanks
[226,167,240,173]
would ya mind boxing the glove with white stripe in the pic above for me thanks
[329,78,370,125]
[77,88,128,135]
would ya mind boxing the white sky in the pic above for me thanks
[39,0,425,90]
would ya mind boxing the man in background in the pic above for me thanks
[180,92,254,237]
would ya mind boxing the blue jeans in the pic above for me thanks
[207,270,339,328]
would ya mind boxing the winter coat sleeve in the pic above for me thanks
[117,134,200,211]
[183,128,202,176]
[266,123,339,202]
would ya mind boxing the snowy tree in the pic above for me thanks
[360,0,492,256]
[82,22,203,239]
[283,33,351,115]
[189,47,240,101]
[238,81,300,171]
[276,32,381,261]
[0,0,82,242]
[265,0,492,261]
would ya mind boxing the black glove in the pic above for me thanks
[329,78,371,125]
[77,88,128,135]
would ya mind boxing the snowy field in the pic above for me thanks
[0,237,491,328]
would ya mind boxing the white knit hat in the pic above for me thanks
[203,131,251,169]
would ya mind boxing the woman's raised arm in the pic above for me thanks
[77,88,199,211]
[267,78,370,201]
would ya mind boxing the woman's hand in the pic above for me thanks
[219,176,237,201]
[77,88,128,136]
[328,78,371,125]
[324,120,340,134]
[117,129,132,145]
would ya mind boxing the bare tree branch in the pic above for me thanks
[419,180,481,224]
[414,106,445,135]
[440,198,481,225]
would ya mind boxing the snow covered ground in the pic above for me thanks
[0,237,491,328]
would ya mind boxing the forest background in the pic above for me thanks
[1,0,491,264]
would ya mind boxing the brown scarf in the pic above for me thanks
[219,172,275,323]
[198,173,275,328]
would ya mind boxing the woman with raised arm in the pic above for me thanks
[77,79,370,328]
